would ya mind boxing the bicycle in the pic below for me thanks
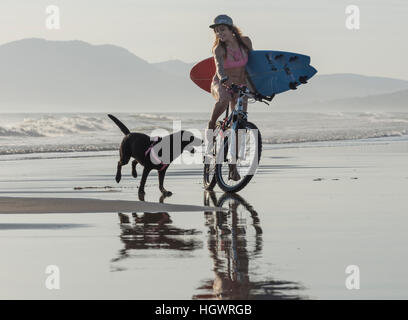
[203,84,274,193]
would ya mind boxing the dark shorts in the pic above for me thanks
[211,76,248,104]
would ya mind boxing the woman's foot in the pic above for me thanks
[228,164,241,181]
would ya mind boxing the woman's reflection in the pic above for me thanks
[194,191,305,300]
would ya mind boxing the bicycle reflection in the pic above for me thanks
[193,191,305,300]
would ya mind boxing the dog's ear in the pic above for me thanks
[187,133,198,153]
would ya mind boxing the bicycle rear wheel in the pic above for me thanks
[215,121,262,193]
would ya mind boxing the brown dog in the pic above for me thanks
[108,114,202,197]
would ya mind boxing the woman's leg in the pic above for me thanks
[208,100,229,129]
[205,81,230,158]
[209,81,231,129]
[209,81,240,181]
[230,97,237,113]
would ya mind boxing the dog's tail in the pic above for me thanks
[108,114,130,135]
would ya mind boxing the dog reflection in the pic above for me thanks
[113,209,202,264]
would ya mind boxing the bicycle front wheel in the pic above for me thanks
[215,121,262,193]
[203,125,219,191]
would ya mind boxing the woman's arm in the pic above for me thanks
[213,45,228,81]
[243,37,255,91]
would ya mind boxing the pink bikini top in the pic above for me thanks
[224,46,248,69]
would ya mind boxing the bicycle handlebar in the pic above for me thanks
[226,83,275,104]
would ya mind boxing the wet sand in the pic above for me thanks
[0,197,224,214]
[0,139,407,299]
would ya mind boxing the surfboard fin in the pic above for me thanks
[289,82,298,90]
[299,76,308,84]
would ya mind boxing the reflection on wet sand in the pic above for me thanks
[112,197,203,265]
[193,192,306,300]
[0,223,90,230]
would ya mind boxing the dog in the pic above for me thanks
[108,114,202,198]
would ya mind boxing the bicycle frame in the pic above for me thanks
[206,84,269,165]
[222,87,247,130]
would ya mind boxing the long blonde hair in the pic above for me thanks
[212,25,249,57]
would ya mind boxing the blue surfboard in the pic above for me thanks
[246,50,317,96]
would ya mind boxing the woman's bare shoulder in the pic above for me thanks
[242,36,253,50]
[213,44,225,55]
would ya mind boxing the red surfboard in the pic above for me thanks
[189,57,215,93]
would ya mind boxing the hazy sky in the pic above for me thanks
[1,0,407,79]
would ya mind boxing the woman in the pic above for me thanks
[208,14,253,181]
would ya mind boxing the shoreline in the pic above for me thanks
[1,134,407,161]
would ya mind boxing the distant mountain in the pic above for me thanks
[152,59,195,78]
[0,38,407,113]
[315,88,408,111]
[273,73,408,106]
[0,38,210,112]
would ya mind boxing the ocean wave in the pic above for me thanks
[1,129,407,156]
[357,112,408,124]
[0,126,45,137]
[126,125,175,133]
[1,112,408,156]
[262,129,408,144]
[0,115,112,137]
[133,113,180,121]
[322,112,345,117]
[0,143,118,156]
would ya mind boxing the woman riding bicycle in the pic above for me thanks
[208,14,253,181]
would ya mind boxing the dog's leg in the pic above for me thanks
[138,167,151,197]
[159,194,165,203]
[131,160,138,178]
[118,212,130,224]
[158,169,172,197]
[116,161,122,183]
[138,192,145,201]
[116,156,130,183]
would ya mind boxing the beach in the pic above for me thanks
[1,137,407,299]
[2,0,408,303]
